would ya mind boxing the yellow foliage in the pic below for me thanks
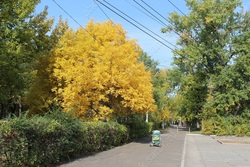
[52,20,156,120]
[205,17,213,24]
[162,107,171,121]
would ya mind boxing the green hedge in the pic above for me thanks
[0,111,129,167]
[202,113,250,136]
[81,121,129,152]
[124,116,157,140]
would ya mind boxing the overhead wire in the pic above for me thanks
[52,0,183,65]
[131,0,201,58]
[52,0,105,45]
[101,0,177,48]
[166,0,212,71]
[93,0,124,33]
[52,0,88,35]
[123,0,165,27]
[98,0,177,68]
[133,0,168,27]
[166,0,203,36]
[96,0,175,51]
[140,0,177,30]
[133,0,181,37]
[52,0,173,68]
[167,0,189,19]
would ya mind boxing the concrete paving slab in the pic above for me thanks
[184,134,250,167]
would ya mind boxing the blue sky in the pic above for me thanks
[36,0,250,69]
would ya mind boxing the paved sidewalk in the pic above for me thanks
[58,128,250,167]
[59,128,186,167]
[184,134,250,167]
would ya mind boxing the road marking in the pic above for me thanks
[181,133,187,167]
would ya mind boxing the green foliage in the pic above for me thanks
[138,52,171,123]
[202,119,215,135]
[234,124,250,137]
[162,0,250,125]
[212,116,234,136]
[138,51,160,75]
[0,0,67,118]
[0,111,83,166]
[208,53,250,115]
[202,112,250,136]
[124,115,151,140]
[24,19,69,115]
[0,109,129,166]
[148,122,160,133]
[81,121,129,152]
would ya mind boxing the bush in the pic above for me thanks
[148,122,160,133]
[201,119,215,135]
[234,124,250,137]
[202,113,250,136]
[81,121,129,153]
[0,111,84,166]
[124,115,151,140]
[213,116,234,136]
[0,110,129,167]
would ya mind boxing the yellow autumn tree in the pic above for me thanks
[52,20,156,120]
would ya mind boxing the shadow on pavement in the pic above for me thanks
[134,127,187,144]
[134,136,152,144]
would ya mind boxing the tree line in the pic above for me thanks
[0,0,171,123]
[1,0,249,136]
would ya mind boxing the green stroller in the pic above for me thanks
[150,130,162,147]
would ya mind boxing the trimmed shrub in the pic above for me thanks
[148,122,160,133]
[125,116,150,140]
[0,110,129,167]
[0,111,84,166]
[213,116,234,136]
[202,113,250,137]
[81,121,129,153]
[234,124,250,137]
[201,119,215,135]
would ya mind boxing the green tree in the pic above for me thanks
[0,0,64,118]
[138,51,160,75]
[24,18,69,115]
[206,43,250,116]
[162,0,250,124]
[138,52,171,123]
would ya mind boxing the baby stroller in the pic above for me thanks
[150,130,162,147]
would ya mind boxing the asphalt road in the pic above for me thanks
[59,127,186,167]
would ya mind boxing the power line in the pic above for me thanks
[167,0,189,19]
[93,0,124,34]
[102,0,176,48]
[123,0,165,27]
[140,0,177,31]
[133,0,180,37]
[166,0,203,31]
[96,0,175,50]
[133,0,168,27]
[53,0,182,59]
[52,0,83,29]
[52,0,100,42]
[166,0,213,71]
[165,1,204,44]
